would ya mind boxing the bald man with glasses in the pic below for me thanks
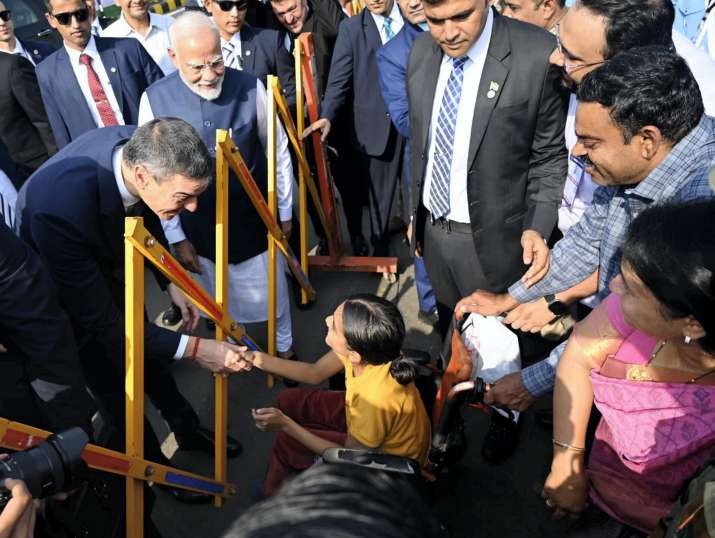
[205,0,295,107]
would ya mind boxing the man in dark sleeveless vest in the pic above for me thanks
[138,11,297,365]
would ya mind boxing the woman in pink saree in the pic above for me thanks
[542,201,715,536]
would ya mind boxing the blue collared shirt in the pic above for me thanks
[673,0,709,42]
[515,116,715,396]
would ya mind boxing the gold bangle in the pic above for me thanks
[552,439,586,452]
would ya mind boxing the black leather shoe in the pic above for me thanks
[481,410,519,464]
[157,484,213,505]
[175,426,243,458]
[351,234,368,257]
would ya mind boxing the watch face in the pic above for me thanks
[548,300,569,317]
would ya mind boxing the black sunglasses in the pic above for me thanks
[52,7,90,26]
[216,0,248,11]
[0,10,11,22]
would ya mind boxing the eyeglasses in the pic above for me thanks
[216,0,248,12]
[51,7,90,26]
[0,10,11,22]
[555,23,606,74]
[186,56,225,75]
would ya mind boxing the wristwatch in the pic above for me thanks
[544,294,569,317]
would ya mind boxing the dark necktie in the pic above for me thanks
[79,53,119,127]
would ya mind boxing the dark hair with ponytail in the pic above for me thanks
[341,294,416,385]
[622,200,715,354]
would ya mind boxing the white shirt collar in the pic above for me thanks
[112,147,141,209]
[65,34,99,64]
[113,11,165,36]
[0,39,27,56]
[440,7,493,67]
[370,0,401,24]
[220,31,242,47]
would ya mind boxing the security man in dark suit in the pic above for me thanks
[0,221,96,434]
[0,0,55,65]
[269,0,367,254]
[16,120,249,502]
[36,0,164,148]
[305,0,406,255]
[205,0,296,107]
[407,0,567,460]
[0,54,57,176]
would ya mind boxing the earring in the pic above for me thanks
[684,335,692,345]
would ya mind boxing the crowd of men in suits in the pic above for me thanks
[1,0,715,533]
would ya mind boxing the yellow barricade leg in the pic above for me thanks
[125,218,145,538]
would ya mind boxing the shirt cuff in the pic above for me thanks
[508,280,538,304]
[174,334,189,360]
[520,340,566,397]
[279,206,292,222]
[161,215,187,244]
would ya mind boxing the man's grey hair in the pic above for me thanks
[168,10,220,47]
[123,118,213,183]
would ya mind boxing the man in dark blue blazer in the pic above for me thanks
[205,0,296,107]
[36,0,163,148]
[305,0,406,255]
[376,0,436,322]
[16,121,249,499]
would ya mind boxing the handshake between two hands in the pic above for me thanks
[191,340,257,376]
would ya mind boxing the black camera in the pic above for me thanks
[0,427,88,507]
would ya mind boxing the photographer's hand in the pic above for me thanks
[0,477,36,538]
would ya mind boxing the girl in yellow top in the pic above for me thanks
[245,294,431,496]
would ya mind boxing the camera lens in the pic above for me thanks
[0,427,88,500]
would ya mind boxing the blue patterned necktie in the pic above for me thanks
[222,40,242,69]
[429,56,469,219]
[383,16,395,41]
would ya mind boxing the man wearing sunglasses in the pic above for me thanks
[104,0,175,75]
[459,1,715,420]
[35,0,163,148]
[204,0,296,108]
[0,4,57,180]
[0,1,55,65]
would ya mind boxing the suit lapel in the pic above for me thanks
[96,39,125,114]
[418,40,442,159]
[362,9,382,50]
[240,25,256,73]
[467,12,510,168]
[56,48,96,127]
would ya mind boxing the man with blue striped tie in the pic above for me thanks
[407,0,568,462]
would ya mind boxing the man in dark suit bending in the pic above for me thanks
[16,120,249,503]
[408,0,568,460]
[36,0,164,148]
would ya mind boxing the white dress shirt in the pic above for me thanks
[0,39,35,65]
[0,168,17,228]
[104,12,175,75]
[91,17,103,37]
[137,78,294,243]
[220,33,243,70]
[369,1,404,45]
[112,146,189,359]
[65,36,125,127]
[422,8,493,223]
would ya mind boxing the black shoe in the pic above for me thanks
[481,410,519,464]
[316,238,329,256]
[418,309,439,326]
[161,304,182,327]
[175,426,243,458]
[535,407,553,428]
[157,484,214,505]
[351,234,368,256]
